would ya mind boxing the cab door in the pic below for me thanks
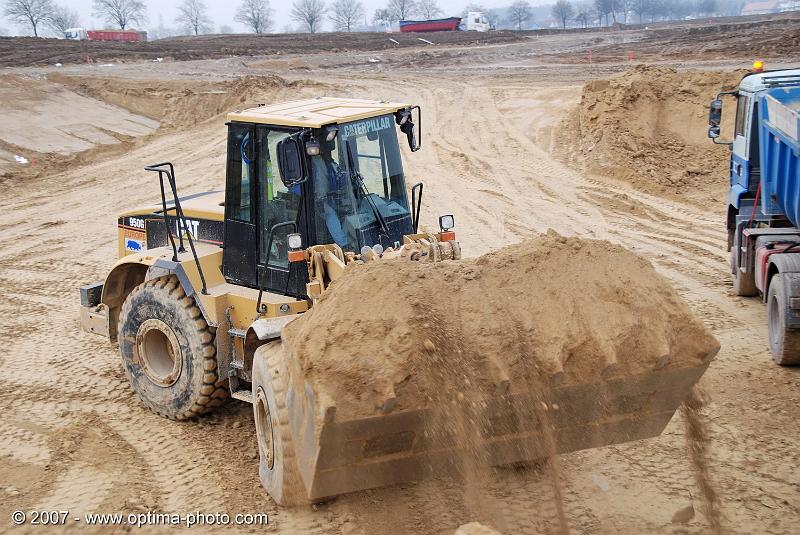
[222,123,258,287]
[255,126,308,297]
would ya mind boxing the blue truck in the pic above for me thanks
[710,66,800,365]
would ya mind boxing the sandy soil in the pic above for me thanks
[1,22,799,535]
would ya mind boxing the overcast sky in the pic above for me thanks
[2,0,544,35]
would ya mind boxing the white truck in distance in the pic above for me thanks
[465,12,491,32]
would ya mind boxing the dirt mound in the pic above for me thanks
[0,31,523,67]
[556,66,741,201]
[50,74,313,129]
[282,231,719,420]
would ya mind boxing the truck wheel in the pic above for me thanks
[252,342,306,506]
[118,275,227,419]
[731,231,757,296]
[767,274,800,365]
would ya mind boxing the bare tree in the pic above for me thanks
[373,7,393,23]
[3,0,53,36]
[235,0,273,34]
[291,0,326,33]
[329,0,363,31]
[697,0,716,16]
[93,0,146,29]
[176,0,211,35]
[387,0,417,20]
[417,0,441,18]
[46,3,79,34]
[594,0,612,24]
[551,0,574,27]
[218,23,233,33]
[631,0,648,21]
[508,0,531,30]
[574,5,590,26]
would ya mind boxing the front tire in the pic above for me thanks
[252,342,306,505]
[118,275,227,419]
[767,274,800,365]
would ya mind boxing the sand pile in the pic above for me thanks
[556,66,741,201]
[51,74,317,129]
[282,231,719,420]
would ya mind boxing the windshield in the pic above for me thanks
[311,114,412,252]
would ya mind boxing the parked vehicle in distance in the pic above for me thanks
[464,11,491,32]
[399,17,462,32]
[63,28,148,42]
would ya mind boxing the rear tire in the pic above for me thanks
[118,275,227,419]
[253,342,306,506]
[767,274,800,365]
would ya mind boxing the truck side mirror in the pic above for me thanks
[708,99,723,127]
[277,136,306,187]
[708,125,720,139]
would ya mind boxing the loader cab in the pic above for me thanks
[221,98,420,298]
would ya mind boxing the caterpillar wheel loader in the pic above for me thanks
[80,97,716,505]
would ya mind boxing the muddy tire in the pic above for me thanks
[252,342,306,506]
[731,231,757,296]
[118,275,227,419]
[767,274,800,366]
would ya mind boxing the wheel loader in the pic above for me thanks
[80,97,717,505]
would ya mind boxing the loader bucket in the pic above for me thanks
[276,341,717,502]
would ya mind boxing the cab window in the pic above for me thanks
[256,127,302,267]
[735,95,750,138]
[226,124,253,222]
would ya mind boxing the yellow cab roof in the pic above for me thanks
[226,97,411,128]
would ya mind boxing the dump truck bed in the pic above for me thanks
[760,87,800,227]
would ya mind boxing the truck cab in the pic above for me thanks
[63,28,87,40]
[465,11,491,32]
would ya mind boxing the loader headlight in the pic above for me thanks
[306,138,320,156]
[287,233,302,250]
[439,214,454,231]
[324,126,338,142]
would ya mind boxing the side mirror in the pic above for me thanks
[396,106,422,152]
[708,99,723,127]
[708,125,720,139]
[277,136,306,187]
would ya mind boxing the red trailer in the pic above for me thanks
[87,30,147,42]
[399,17,461,32]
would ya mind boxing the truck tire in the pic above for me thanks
[118,275,227,419]
[731,230,758,296]
[252,342,306,506]
[767,274,800,365]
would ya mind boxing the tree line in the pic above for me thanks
[2,0,749,37]
[551,0,741,28]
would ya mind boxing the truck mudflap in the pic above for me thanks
[277,342,717,502]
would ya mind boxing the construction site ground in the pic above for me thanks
[1,14,799,534]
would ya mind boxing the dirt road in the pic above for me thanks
[1,38,799,534]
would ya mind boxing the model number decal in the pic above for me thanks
[128,217,146,229]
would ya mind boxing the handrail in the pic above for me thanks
[411,182,423,233]
[144,162,209,295]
